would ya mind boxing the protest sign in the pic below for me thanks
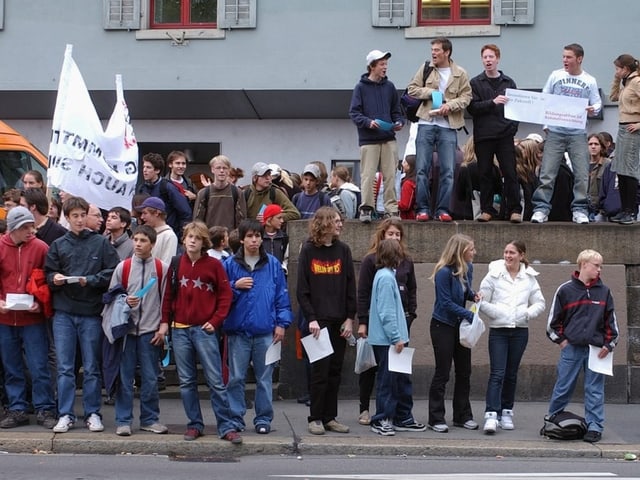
[504,88,588,130]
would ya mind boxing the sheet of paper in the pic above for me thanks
[588,344,613,376]
[60,276,82,284]
[504,88,589,129]
[388,346,415,374]
[265,341,282,366]
[5,293,34,311]
[301,328,334,363]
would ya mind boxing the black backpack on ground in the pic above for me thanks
[540,411,587,440]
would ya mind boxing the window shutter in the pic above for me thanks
[103,0,141,30]
[0,0,4,30]
[493,0,534,25]
[217,0,257,29]
[372,0,411,27]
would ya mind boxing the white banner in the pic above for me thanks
[504,88,589,130]
[47,45,138,211]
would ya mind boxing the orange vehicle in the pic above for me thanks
[0,121,48,220]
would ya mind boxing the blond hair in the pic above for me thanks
[430,234,474,281]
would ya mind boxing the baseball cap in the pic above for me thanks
[302,163,321,179]
[366,50,391,66]
[262,204,283,225]
[136,197,166,213]
[252,162,272,177]
[526,133,544,143]
[268,164,282,179]
[7,206,35,232]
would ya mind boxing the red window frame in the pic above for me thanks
[417,0,491,26]
[150,0,217,29]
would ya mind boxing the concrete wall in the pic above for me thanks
[281,220,639,404]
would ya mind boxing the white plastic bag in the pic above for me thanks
[354,337,377,374]
[459,300,485,348]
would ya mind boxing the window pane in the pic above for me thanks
[154,0,181,24]
[190,0,217,23]
[461,0,490,19]
[421,0,451,20]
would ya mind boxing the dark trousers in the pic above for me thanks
[485,327,528,413]
[359,366,376,413]
[308,321,346,423]
[371,345,414,424]
[618,174,639,213]
[476,137,521,217]
[428,319,472,425]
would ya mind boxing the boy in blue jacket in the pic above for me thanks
[368,239,424,436]
[223,219,293,434]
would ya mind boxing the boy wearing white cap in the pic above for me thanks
[349,49,405,223]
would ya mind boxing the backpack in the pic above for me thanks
[328,189,347,217]
[121,257,163,296]
[539,411,587,440]
[401,62,434,123]
[245,185,277,205]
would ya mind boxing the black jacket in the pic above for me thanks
[467,71,518,141]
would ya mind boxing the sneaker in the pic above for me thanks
[359,207,373,224]
[382,212,400,219]
[308,420,325,435]
[610,211,625,223]
[427,423,449,433]
[436,213,453,222]
[572,211,589,224]
[116,425,132,436]
[416,212,430,222]
[0,410,29,429]
[36,410,57,430]
[454,419,479,430]
[483,412,498,435]
[500,409,514,430]
[358,410,371,425]
[53,414,74,433]
[86,413,104,432]
[618,212,635,225]
[140,422,168,434]
[393,419,427,432]
[324,419,349,433]
[371,418,396,436]
[477,212,492,222]
[255,423,270,434]
[223,430,243,444]
[510,213,523,224]
[531,211,548,223]
[583,430,602,443]
[183,427,202,441]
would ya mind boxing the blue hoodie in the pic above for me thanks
[349,73,404,146]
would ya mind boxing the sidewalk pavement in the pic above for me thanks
[1,395,639,459]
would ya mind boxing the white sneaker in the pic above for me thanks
[86,413,104,432]
[500,409,514,430]
[531,211,548,223]
[483,412,498,434]
[572,211,589,224]
[53,414,74,433]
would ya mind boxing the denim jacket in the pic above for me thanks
[432,263,475,327]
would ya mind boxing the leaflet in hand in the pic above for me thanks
[5,293,34,311]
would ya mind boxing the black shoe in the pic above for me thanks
[0,410,29,428]
[610,211,625,223]
[583,430,602,443]
[36,410,58,429]
[618,212,635,225]
[297,394,310,405]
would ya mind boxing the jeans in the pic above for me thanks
[532,131,589,215]
[428,319,472,425]
[371,345,414,424]
[308,320,346,423]
[227,333,274,429]
[475,137,521,216]
[0,323,55,413]
[548,343,605,433]
[53,312,103,420]
[416,124,457,215]
[485,327,528,413]
[172,326,235,437]
[115,332,161,427]
[359,141,399,213]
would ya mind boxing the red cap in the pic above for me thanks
[262,204,283,225]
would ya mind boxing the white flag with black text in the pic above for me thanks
[47,44,138,211]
